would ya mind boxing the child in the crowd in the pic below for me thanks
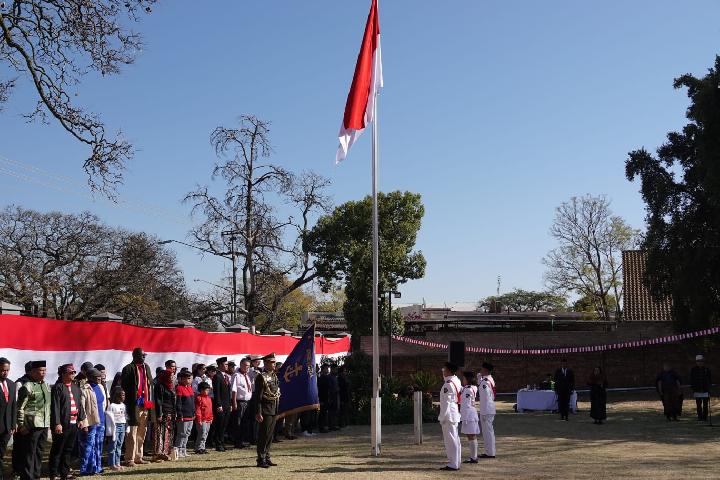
[106,387,128,471]
[175,371,195,458]
[194,382,214,454]
[460,371,480,464]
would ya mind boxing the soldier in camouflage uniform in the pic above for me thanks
[15,360,51,480]
[252,353,281,468]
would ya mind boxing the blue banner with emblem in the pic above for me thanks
[276,324,319,417]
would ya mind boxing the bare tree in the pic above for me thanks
[543,195,638,321]
[0,1,157,194]
[0,205,191,323]
[184,115,332,330]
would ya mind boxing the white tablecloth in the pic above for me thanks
[516,389,577,413]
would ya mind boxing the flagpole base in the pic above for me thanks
[371,396,382,456]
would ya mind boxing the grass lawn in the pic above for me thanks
[23,397,720,480]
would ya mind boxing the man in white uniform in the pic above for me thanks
[477,362,496,458]
[438,361,462,470]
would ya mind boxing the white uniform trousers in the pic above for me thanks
[479,414,495,456]
[441,421,461,469]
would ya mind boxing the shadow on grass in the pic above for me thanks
[111,465,251,476]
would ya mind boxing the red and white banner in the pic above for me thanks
[392,326,720,356]
[336,0,382,163]
[0,315,350,382]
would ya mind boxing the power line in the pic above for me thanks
[0,154,191,226]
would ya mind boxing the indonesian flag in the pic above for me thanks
[336,0,383,163]
[0,315,350,383]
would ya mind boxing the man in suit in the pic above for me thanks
[49,364,87,480]
[554,358,575,421]
[121,347,155,467]
[211,357,231,451]
[0,358,17,480]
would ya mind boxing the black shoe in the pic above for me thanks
[479,454,496,459]
[272,437,282,443]
[463,458,479,464]
[265,460,277,467]
[216,447,224,452]
[439,466,459,471]
[256,462,269,469]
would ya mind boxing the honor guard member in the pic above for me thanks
[252,353,281,468]
[477,362,496,459]
[460,371,480,464]
[438,361,462,471]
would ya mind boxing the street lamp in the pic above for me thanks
[381,289,401,378]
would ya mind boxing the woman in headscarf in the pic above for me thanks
[587,366,608,424]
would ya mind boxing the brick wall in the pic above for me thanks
[360,323,719,392]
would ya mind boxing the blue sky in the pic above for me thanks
[1,0,718,305]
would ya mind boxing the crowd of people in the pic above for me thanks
[0,348,353,480]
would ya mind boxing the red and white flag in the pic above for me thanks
[336,0,383,163]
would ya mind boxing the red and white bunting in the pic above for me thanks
[391,326,720,356]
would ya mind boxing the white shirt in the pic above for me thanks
[107,402,127,424]
[460,385,479,422]
[478,375,496,415]
[230,370,253,401]
[438,375,462,424]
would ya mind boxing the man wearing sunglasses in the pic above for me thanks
[49,364,87,480]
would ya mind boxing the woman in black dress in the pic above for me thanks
[588,367,608,424]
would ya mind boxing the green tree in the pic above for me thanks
[479,289,568,312]
[625,56,720,331]
[307,191,426,337]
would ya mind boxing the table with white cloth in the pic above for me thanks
[516,389,577,413]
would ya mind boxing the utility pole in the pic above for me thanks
[221,230,241,328]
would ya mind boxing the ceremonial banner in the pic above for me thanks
[0,315,350,382]
[276,324,320,418]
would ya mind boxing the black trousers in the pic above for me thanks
[211,409,229,448]
[15,428,46,480]
[696,397,709,420]
[0,431,11,480]
[557,391,571,418]
[49,424,78,478]
[235,402,253,445]
[256,415,276,463]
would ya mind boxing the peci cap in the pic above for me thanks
[481,362,494,372]
[30,360,46,369]
[216,357,228,365]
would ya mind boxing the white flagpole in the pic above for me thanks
[370,74,382,459]
[370,0,382,456]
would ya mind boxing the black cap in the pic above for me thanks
[216,357,228,364]
[481,362,494,372]
[94,364,106,371]
[81,361,94,372]
[30,360,46,369]
[444,361,458,373]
